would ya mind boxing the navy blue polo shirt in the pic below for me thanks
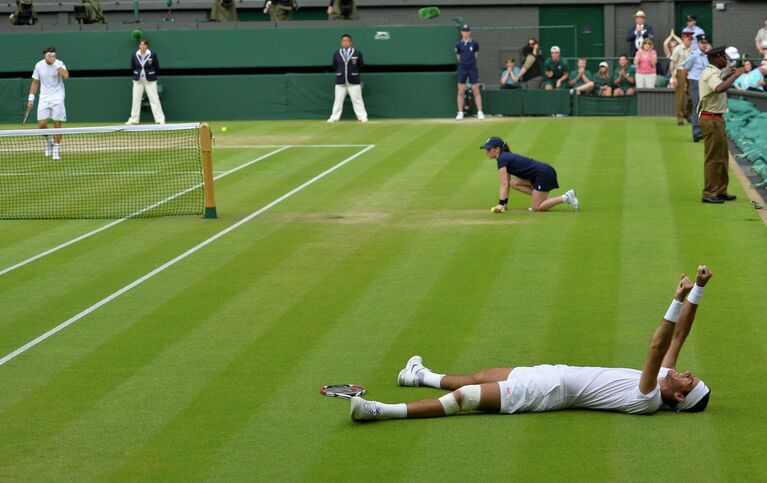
[455,39,480,68]
[497,151,551,180]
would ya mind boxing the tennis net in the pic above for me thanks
[0,123,217,219]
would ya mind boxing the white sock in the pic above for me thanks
[561,194,568,202]
[378,402,407,419]
[419,370,445,389]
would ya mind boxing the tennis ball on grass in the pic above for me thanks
[221,126,228,132]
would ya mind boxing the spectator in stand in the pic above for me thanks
[210,0,237,21]
[634,38,658,88]
[500,57,522,89]
[733,60,767,91]
[518,39,544,89]
[613,55,636,96]
[593,61,613,96]
[327,0,357,20]
[682,16,705,51]
[263,0,297,21]
[543,46,569,90]
[756,19,767,57]
[662,30,683,84]
[683,34,711,142]
[627,10,654,57]
[670,32,694,125]
[567,58,594,95]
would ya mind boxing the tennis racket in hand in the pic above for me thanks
[22,105,31,125]
[320,384,366,399]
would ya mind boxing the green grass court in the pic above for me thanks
[1,117,765,481]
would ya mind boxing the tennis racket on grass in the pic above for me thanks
[22,105,31,125]
[320,384,366,399]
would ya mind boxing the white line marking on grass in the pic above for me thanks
[216,144,371,149]
[0,146,290,277]
[0,145,374,366]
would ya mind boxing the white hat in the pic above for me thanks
[676,380,710,412]
[550,46,561,53]
[599,61,608,68]
[634,10,646,18]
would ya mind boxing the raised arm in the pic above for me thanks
[638,275,693,394]
[661,266,713,369]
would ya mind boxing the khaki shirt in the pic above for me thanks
[670,44,692,74]
[697,64,728,114]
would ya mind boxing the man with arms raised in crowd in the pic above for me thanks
[28,46,69,161]
[350,266,713,421]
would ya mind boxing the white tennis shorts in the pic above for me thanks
[498,364,569,414]
[37,102,67,122]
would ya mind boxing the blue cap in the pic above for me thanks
[480,136,505,149]
[461,24,471,31]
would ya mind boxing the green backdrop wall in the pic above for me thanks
[0,73,457,123]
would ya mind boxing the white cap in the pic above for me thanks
[599,61,608,68]
[634,10,646,18]
[725,46,740,61]
[676,380,710,411]
[550,46,560,53]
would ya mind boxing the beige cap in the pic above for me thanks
[634,10,646,18]
[550,46,561,53]
[599,61,609,68]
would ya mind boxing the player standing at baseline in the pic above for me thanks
[482,136,579,213]
[350,266,714,421]
[28,46,69,161]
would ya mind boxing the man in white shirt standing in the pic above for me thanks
[350,265,714,420]
[28,46,69,161]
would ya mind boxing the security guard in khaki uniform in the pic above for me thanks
[697,46,745,204]
[327,0,357,20]
[263,0,297,21]
[670,32,693,125]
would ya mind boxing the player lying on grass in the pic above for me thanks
[350,266,713,421]
[28,46,69,161]
[483,136,579,213]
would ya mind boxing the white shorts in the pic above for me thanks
[37,102,66,122]
[498,364,569,414]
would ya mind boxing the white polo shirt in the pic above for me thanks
[32,59,66,107]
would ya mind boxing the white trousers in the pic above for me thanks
[635,73,657,89]
[128,77,166,124]
[329,83,367,121]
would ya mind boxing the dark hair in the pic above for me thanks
[341,34,352,40]
[139,39,149,47]
[618,54,628,60]
[506,57,516,63]
[681,391,710,413]
[521,45,533,58]
[43,46,56,54]
[501,143,511,153]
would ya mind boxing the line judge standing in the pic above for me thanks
[697,46,744,204]
[328,34,368,123]
[126,39,165,125]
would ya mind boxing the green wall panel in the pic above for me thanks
[0,26,458,74]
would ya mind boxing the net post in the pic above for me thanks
[200,122,217,219]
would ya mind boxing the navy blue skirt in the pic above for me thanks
[531,166,559,192]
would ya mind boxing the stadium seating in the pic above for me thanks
[726,97,767,189]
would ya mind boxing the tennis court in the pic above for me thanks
[1,117,765,480]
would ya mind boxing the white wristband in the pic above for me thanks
[664,299,683,323]
[28,94,34,101]
[687,284,704,305]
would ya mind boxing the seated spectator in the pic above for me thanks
[593,62,613,96]
[757,19,767,57]
[210,0,237,21]
[543,46,569,90]
[613,55,636,96]
[568,58,594,95]
[627,10,654,57]
[327,0,357,20]
[500,57,522,89]
[633,38,658,88]
[518,39,544,89]
[733,60,766,91]
[10,0,37,24]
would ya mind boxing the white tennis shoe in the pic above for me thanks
[477,111,485,120]
[456,112,464,120]
[350,397,383,421]
[563,189,579,212]
[397,355,426,387]
[52,144,60,161]
[44,138,53,157]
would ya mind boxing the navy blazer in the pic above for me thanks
[626,24,654,56]
[332,48,364,85]
[131,50,159,81]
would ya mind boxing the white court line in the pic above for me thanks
[216,144,371,149]
[0,146,290,277]
[0,144,374,367]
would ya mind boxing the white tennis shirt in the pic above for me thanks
[32,59,66,107]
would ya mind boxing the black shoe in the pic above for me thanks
[693,136,702,143]
[702,197,724,204]
[718,193,737,201]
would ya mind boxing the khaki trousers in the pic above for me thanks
[700,116,729,198]
[128,77,165,124]
[674,70,691,122]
